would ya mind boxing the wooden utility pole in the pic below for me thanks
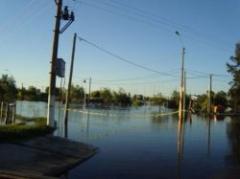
[88,77,92,102]
[178,47,185,120]
[208,74,213,114]
[64,33,77,132]
[183,70,186,116]
[47,0,62,127]
[0,101,3,122]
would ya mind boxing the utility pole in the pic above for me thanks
[178,47,185,120]
[64,33,77,134]
[88,77,92,103]
[183,70,186,116]
[208,74,213,114]
[21,83,24,99]
[47,0,74,127]
[47,0,62,127]
[0,101,3,122]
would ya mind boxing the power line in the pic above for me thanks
[0,1,51,44]
[213,74,231,78]
[77,36,176,77]
[187,75,209,80]
[186,69,230,78]
[0,0,35,33]
[74,0,174,31]
[110,0,232,51]
[90,78,179,86]
[0,1,48,33]
[214,78,230,83]
[74,0,232,53]
[75,73,177,82]
[109,0,187,29]
[92,0,178,30]
[14,3,52,33]
[106,0,233,52]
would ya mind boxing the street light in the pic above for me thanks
[83,77,92,109]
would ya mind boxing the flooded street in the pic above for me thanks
[16,101,240,178]
[3,0,240,178]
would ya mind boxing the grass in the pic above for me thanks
[15,115,47,125]
[0,116,55,142]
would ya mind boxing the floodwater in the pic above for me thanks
[16,101,240,178]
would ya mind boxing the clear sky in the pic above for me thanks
[0,0,238,96]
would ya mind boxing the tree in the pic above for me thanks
[17,86,26,100]
[0,75,17,102]
[91,90,101,98]
[132,94,144,106]
[168,90,179,109]
[150,93,166,106]
[26,86,41,101]
[214,91,228,107]
[112,88,131,106]
[227,42,240,112]
[194,94,208,113]
[100,88,113,104]
[70,85,85,102]
[150,93,167,112]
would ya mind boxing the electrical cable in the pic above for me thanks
[77,36,176,77]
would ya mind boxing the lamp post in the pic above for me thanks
[83,77,92,108]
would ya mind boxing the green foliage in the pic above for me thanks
[0,116,53,142]
[132,94,144,106]
[132,100,143,106]
[0,74,17,102]
[226,118,240,162]
[112,88,132,106]
[18,86,48,102]
[214,91,228,107]
[150,93,166,106]
[24,86,42,101]
[90,88,131,106]
[194,94,208,113]
[227,43,240,112]
[168,90,179,109]
[70,85,85,102]
[18,85,69,102]
[0,124,53,142]
[16,115,47,126]
[100,88,113,104]
[192,91,228,113]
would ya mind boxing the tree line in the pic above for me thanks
[0,74,229,111]
[1,41,240,112]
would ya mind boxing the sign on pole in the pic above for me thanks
[56,58,65,78]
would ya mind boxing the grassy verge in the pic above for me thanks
[0,116,55,142]
[15,115,47,125]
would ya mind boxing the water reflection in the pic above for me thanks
[86,110,90,139]
[177,117,185,160]
[226,117,240,164]
[16,100,47,117]
[207,117,211,157]
[14,101,240,178]
[177,116,185,179]
[58,107,144,143]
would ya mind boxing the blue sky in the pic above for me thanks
[0,0,238,96]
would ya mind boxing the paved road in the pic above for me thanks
[0,136,97,178]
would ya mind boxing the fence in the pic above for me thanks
[0,101,16,125]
